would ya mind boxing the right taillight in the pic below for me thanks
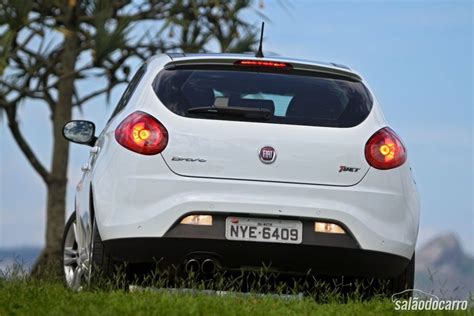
[365,127,407,170]
[115,111,168,155]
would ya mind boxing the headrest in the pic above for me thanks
[285,92,342,119]
[183,85,215,107]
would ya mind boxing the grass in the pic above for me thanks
[1,281,472,315]
[0,265,472,315]
[0,280,445,316]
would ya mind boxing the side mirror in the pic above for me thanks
[62,120,97,146]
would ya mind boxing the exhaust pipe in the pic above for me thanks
[185,259,200,273]
[201,259,216,274]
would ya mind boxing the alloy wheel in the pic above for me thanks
[63,218,91,290]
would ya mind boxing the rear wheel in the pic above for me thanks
[62,212,87,290]
[90,217,116,283]
[389,253,415,296]
[345,254,415,300]
[62,212,115,290]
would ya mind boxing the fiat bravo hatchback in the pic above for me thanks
[62,53,419,292]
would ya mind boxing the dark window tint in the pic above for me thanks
[109,64,147,120]
[152,67,373,128]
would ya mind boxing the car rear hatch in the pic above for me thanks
[153,57,373,186]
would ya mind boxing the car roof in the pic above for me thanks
[156,53,362,81]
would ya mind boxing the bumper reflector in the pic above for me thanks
[314,222,346,234]
[180,215,213,226]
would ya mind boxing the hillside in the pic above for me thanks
[415,233,474,300]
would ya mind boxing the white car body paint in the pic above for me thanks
[74,54,420,270]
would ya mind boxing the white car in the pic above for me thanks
[62,53,420,293]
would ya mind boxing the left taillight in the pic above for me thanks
[115,111,168,155]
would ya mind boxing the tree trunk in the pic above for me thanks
[32,6,79,277]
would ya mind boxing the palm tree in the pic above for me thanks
[0,0,260,275]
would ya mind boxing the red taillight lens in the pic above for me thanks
[365,127,407,170]
[234,60,292,69]
[115,111,168,155]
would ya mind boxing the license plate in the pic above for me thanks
[225,217,302,244]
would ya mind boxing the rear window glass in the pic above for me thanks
[152,66,373,127]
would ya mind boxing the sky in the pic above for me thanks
[0,0,473,254]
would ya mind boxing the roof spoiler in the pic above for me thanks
[163,57,362,81]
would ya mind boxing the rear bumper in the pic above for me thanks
[103,214,409,278]
[92,153,420,261]
[103,237,410,278]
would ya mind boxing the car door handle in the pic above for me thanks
[90,146,100,154]
[81,163,91,172]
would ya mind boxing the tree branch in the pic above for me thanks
[4,105,50,183]
[73,79,127,107]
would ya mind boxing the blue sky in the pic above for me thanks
[0,0,473,253]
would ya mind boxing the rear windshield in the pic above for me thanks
[152,66,373,127]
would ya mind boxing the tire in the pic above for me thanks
[62,211,117,289]
[90,217,117,285]
[389,253,415,296]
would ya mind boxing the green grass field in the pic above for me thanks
[0,278,472,316]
